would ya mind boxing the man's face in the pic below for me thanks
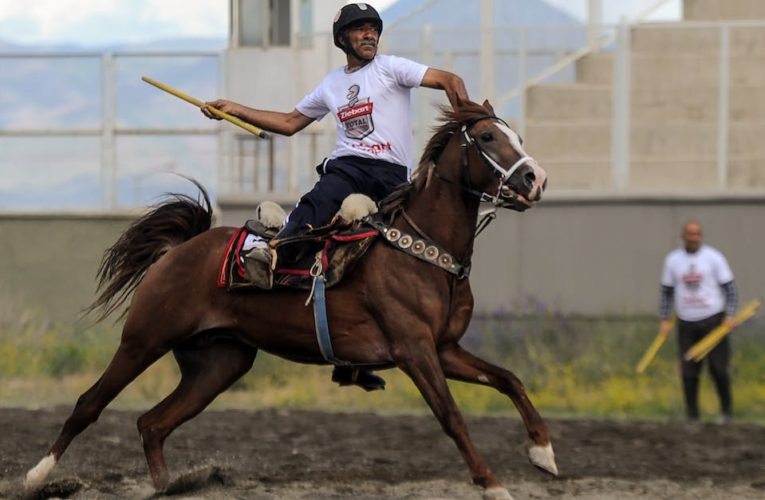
[682,223,703,253]
[344,21,379,59]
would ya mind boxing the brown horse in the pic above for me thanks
[26,100,551,500]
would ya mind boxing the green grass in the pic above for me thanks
[2,294,765,422]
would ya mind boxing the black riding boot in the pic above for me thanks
[332,366,386,392]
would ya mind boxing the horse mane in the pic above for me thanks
[381,100,495,214]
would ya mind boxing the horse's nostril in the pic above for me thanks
[524,171,536,185]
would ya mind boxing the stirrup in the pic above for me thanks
[243,247,275,290]
[332,366,386,392]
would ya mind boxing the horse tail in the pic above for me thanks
[85,179,213,322]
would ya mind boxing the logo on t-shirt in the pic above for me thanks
[682,264,702,292]
[337,84,375,140]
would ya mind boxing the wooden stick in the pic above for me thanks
[684,299,761,362]
[636,316,675,374]
[141,76,270,139]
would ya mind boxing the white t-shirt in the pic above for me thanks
[296,54,428,173]
[661,244,734,321]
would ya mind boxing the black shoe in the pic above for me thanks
[332,366,386,392]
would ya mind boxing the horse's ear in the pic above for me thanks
[482,99,495,115]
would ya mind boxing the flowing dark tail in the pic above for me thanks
[85,179,213,322]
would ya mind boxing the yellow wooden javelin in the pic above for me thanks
[141,76,270,139]
[636,316,676,374]
[684,298,761,362]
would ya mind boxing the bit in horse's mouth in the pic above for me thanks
[501,185,534,208]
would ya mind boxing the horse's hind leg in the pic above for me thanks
[137,337,257,490]
[438,343,558,476]
[26,338,170,488]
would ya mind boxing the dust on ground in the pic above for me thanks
[1,407,764,499]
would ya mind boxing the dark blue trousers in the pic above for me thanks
[281,156,408,237]
[276,156,408,262]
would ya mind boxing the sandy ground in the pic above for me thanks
[1,407,765,499]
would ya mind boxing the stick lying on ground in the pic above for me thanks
[142,76,270,140]
[684,299,761,362]
[636,316,675,374]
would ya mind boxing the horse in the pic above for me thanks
[26,99,551,500]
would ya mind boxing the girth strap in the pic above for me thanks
[366,218,469,279]
[312,276,346,365]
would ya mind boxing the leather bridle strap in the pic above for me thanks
[434,115,532,210]
[400,208,430,241]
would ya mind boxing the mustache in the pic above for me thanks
[360,38,377,47]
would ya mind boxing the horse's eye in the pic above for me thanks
[480,132,494,142]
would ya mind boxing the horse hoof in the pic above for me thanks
[152,474,170,492]
[528,442,558,476]
[483,486,514,500]
[25,454,56,488]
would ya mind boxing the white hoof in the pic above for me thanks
[483,486,514,500]
[26,454,56,488]
[528,442,558,476]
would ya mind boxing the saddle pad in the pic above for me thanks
[218,225,379,292]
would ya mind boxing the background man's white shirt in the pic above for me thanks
[661,244,734,321]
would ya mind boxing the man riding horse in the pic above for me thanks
[202,2,469,391]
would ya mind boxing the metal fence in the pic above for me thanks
[3,1,764,209]
[0,50,223,209]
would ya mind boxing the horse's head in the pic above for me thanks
[457,100,547,211]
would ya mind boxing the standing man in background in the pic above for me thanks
[658,221,737,422]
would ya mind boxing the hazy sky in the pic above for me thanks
[0,0,679,47]
[0,0,231,46]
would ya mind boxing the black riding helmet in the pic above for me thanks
[333,3,383,53]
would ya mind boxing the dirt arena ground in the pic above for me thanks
[1,407,764,499]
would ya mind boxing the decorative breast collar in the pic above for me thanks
[365,217,469,279]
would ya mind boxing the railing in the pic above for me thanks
[0,50,222,209]
[5,2,765,209]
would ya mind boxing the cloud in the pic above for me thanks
[142,0,229,38]
[0,0,227,46]
[0,0,121,41]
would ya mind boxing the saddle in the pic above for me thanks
[217,219,379,292]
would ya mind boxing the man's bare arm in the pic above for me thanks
[420,68,469,109]
[201,101,314,136]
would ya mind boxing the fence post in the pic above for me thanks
[717,24,730,188]
[588,0,603,49]
[417,24,433,161]
[100,52,117,209]
[517,26,528,139]
[611,17,631,190]
[480,0,496,103]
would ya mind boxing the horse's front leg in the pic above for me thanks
[393,339,514,500]
[438,343,558,476]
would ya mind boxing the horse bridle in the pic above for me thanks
[435,115,534,210]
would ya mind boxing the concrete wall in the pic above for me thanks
[470,193,765,316]
[0,212,137,324]
[3,195,764,322]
